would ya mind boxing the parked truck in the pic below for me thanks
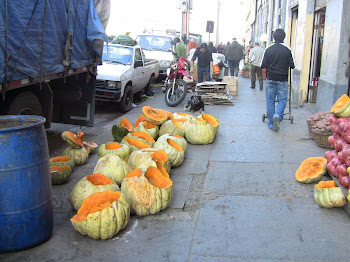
[95,43,160,112]
[0,0,110,127]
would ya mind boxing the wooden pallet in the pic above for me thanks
[195,82,234,105]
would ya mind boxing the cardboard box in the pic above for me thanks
[223,76,238,85]
[226,84,237,96]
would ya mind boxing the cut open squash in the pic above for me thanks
[295,157,327,183]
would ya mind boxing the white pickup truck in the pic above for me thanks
[96,44,160,112]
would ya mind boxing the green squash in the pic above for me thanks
[70,191,130,240]
[97,142,130,161]
[93,154,132,186]
[50,166,72,185]
[314,180,346,208]
[159,120,185,137]
[153,137,185,167]
[62,146,89,166]
[121,167,173,216]
[133,121,159,140]
[185,118,216,145]
[70,173,120,211]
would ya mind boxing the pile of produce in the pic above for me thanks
[296,95,350,209]
[49,131,97,185]
[306,111,332,134]
[67,105,219,239]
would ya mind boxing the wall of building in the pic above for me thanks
[316,0,350,111]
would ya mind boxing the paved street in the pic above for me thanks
[2,77,350,262]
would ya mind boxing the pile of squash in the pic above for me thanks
[295,95,350,209]
[49,131,97,185]
[66,105,220,240]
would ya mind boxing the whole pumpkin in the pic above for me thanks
[93,154,132,186]
[185,118,216,145]
[153,138,184,167]
[62,146,89,166]
[70,190,130,240]
[97,142,130,161]
[70,173,120,211]
[121,167,173,216]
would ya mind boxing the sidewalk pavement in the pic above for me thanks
[2,77,350,262]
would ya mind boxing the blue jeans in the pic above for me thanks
[265,79,288,129]
[197,65,210,83]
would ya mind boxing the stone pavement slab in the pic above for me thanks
[192,195,350,262]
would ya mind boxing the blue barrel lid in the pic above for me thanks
[0,115,46,133]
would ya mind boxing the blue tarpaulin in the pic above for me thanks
[0,0,107,83]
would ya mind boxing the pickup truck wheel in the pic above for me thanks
[120,85,133,112]
[7,92,43,116]
[144,75,155,96]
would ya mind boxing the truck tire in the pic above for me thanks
[119,85,133,112]
[7,92,43,116]
[144,74,155,96]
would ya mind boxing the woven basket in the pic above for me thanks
[307,122,315,140]
[312,131,334,149]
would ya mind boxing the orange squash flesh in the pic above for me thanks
[124,137,151,149]
[151,150,168,163]
[295,157,327,183]
[105,142,123,150]
[315,180,336,188]
[174,119,187,123]
[169,135,184,139]
[167,139,183,152]
[176,112,190,116]
[70,190,121,222]
[125,168,143,178]
[172,120,184,129]
[142,106,168,122]
[201,114,219,127]
[145,167,172,188]
[63,131,84,147]
[155,160,170,180]
[50,166,71,172]
[164,110,173,120]
[120,118,133,132]
[135,115,146,128]
[86,174,114,185]
[50,156,72,163]
[130,131,155,143]
[143,121,157,129]
[196,118,206,122]
[331,94,350,113]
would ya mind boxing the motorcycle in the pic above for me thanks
[164,52,191,107]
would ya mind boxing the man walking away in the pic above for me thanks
[261,29,295,132]
[223,41,230,63]
[249,42,265,90]
[190,43,213,83]
[174,37,186,60]
[225,37,244,77]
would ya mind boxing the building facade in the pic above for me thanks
[247,0,350,111]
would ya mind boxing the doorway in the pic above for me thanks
[308,9,326,103]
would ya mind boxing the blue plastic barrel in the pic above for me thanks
[0,115,53,252]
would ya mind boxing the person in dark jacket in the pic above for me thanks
[190,43,213,83]
[217,42,224,54]
[208,42,217,53]
[260,29,295,132]
[225,38,244,76]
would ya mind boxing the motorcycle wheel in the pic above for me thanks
[165,79,188,107]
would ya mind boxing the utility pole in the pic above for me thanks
[179,0,191,55]
[216,0,221,46]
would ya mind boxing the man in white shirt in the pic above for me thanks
[249,42,265,90]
